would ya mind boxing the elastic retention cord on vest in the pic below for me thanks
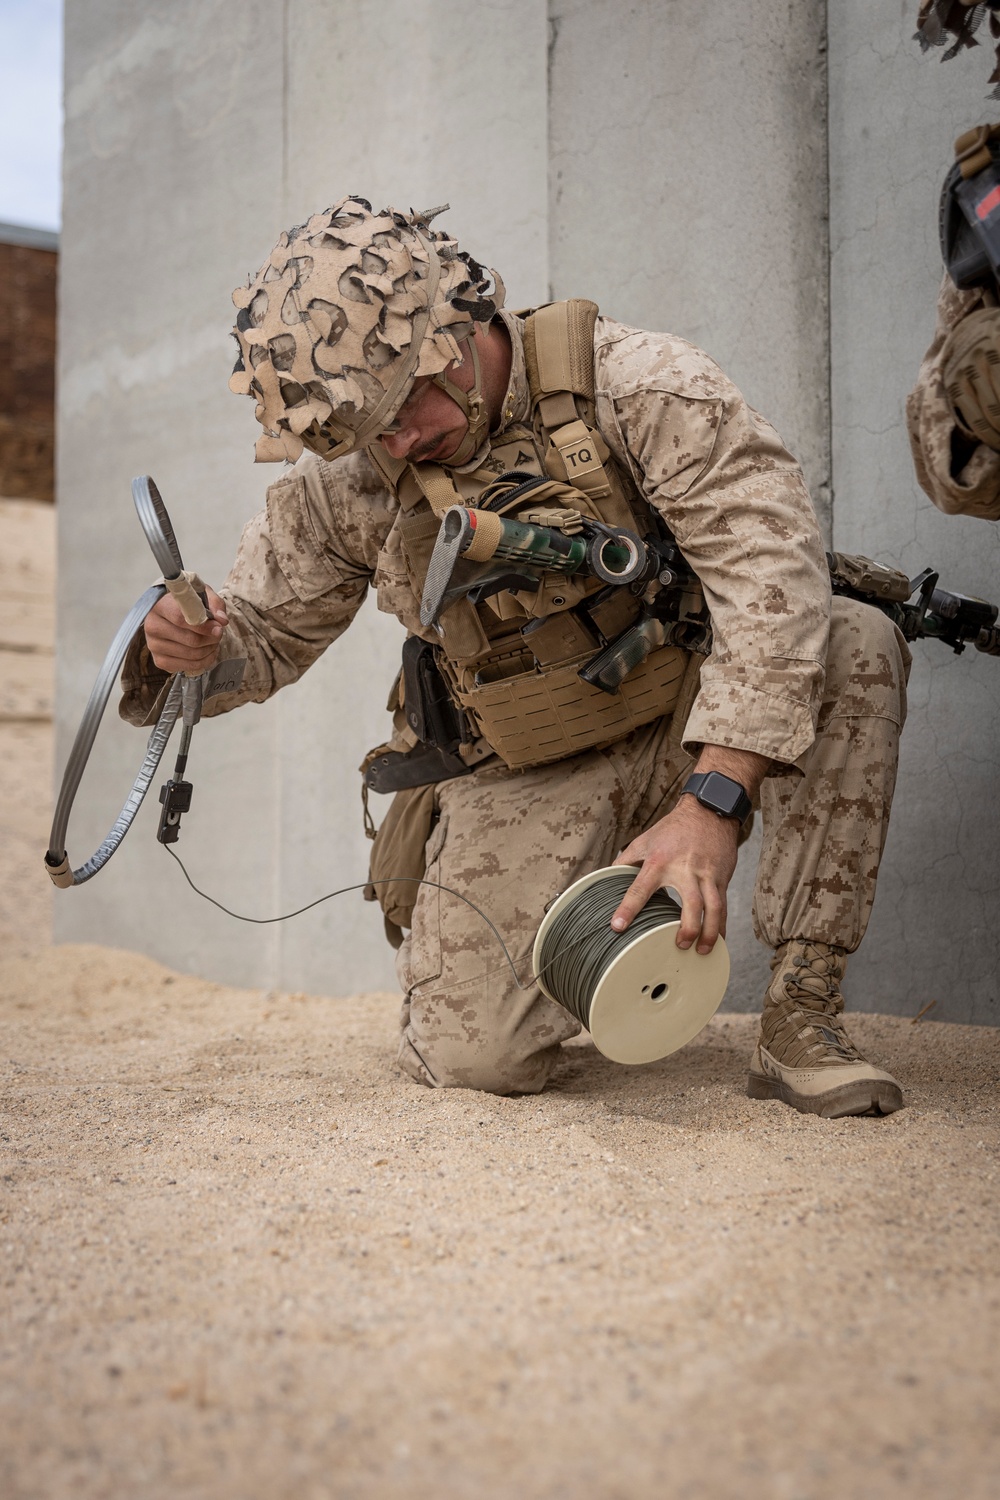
[537,871,682,1031]
[163,845,650,997]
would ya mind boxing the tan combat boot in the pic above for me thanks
[747,940,903,1118]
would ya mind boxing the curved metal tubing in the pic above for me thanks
[46,584,183,882]
[131,475,185,580]
[68,676,183,884]
[46,475,199,886]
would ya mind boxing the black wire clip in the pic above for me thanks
[157,778,193,845]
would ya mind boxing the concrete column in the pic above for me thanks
[829,9,1000,1023]
[548,0,831,1008]
[56,0,548,993]
[57,0,288,988]
[59,3,995,1027]
[548,0,831,520]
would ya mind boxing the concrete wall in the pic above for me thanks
[547,0,829,1009]
[57,1,999,1023]
[56,0,547,994]
[828,8,1000,1024]
[549,0,831,521]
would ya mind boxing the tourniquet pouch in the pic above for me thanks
[364,782,437,946]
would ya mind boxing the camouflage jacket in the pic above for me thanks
[907,274,1000,521]
[121,312,831,767]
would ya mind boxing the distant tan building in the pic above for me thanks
[0,222,57,503]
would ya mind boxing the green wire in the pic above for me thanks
[538,871,681,1027]
[165,848,677,1016]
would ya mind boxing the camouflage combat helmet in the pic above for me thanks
[915,2,1000,93]
[229,195,505,465]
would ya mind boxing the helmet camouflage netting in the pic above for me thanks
[915,2,1000,93]
[229,195,505,463]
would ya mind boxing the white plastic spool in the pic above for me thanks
[532,865,730,1065]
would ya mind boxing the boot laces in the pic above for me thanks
[766,942,864,1066]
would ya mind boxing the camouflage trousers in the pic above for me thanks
[395,597,911,1094]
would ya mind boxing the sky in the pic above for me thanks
[0,0,62,231]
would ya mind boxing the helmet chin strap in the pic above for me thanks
[431,335,491,466]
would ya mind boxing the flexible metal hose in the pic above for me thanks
[44,474,206,887]
[44,584,182,885]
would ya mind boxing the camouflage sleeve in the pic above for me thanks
[593,318,830,766]
[118,450,397,726]
[905,274,1000,520]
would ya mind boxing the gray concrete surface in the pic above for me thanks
[549,0,831,522]
[55,2,999,1024]
[828,8,1000,1025]
[55,0,547,995]
[0,499,55,957]
[547,0,829,1012]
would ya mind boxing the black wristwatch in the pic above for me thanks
[681,771,753,825]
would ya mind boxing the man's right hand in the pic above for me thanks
[144,585,229,675]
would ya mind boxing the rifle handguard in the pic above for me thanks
[826,551,911,604]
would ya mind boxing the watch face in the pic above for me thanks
[688,770,752,822]
[698,771,744,818]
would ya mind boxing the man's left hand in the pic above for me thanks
[611,797,739,954]
[610,746,771,954]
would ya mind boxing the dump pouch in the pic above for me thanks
[364,782,438,946]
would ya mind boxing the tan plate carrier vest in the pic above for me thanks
[366,299,690,772]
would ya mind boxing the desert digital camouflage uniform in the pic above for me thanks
[122,311,909,1093]
[907,274,1000,521]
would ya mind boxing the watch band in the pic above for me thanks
[682,770,753,825]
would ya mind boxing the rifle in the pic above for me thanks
[421,503,1000,698]
[824,552,1000,657]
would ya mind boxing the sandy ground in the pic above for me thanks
[2,496,1000,1498]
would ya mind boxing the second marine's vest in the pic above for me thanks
[366,300,690,772]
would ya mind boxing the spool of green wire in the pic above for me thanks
[532,866,730,1064]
